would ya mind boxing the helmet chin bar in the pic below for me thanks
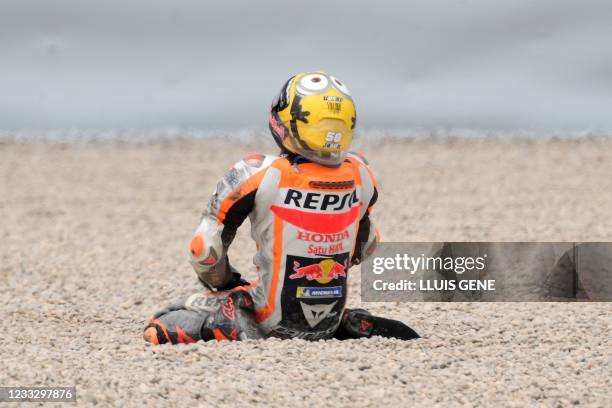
[298,149,346,167]
[269,71,356,167]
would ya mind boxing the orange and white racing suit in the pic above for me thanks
[146,152,379,342]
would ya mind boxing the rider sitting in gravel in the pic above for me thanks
[144,71,419,343]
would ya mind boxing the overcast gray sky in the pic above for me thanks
[1,0,611,131]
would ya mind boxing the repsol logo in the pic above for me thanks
[284,189,359,211]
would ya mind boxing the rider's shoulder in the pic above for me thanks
[236,152,282,173]
[346,151,370,166]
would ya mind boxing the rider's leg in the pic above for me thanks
[334,308,420,340]
[144,290,262,344]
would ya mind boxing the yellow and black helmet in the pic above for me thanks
[269,71,356,167]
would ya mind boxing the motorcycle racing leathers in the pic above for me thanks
[144,152,418,343]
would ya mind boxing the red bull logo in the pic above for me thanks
[290,258,348,284]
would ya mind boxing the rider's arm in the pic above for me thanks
[348,152,380,266]
[189,154,270,289]
[352,187,379,265]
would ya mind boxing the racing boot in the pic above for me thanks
[144,309,215,345]
[334,308,420,340]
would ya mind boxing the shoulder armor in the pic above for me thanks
[347,151,369,165]
[240,152,279,171]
